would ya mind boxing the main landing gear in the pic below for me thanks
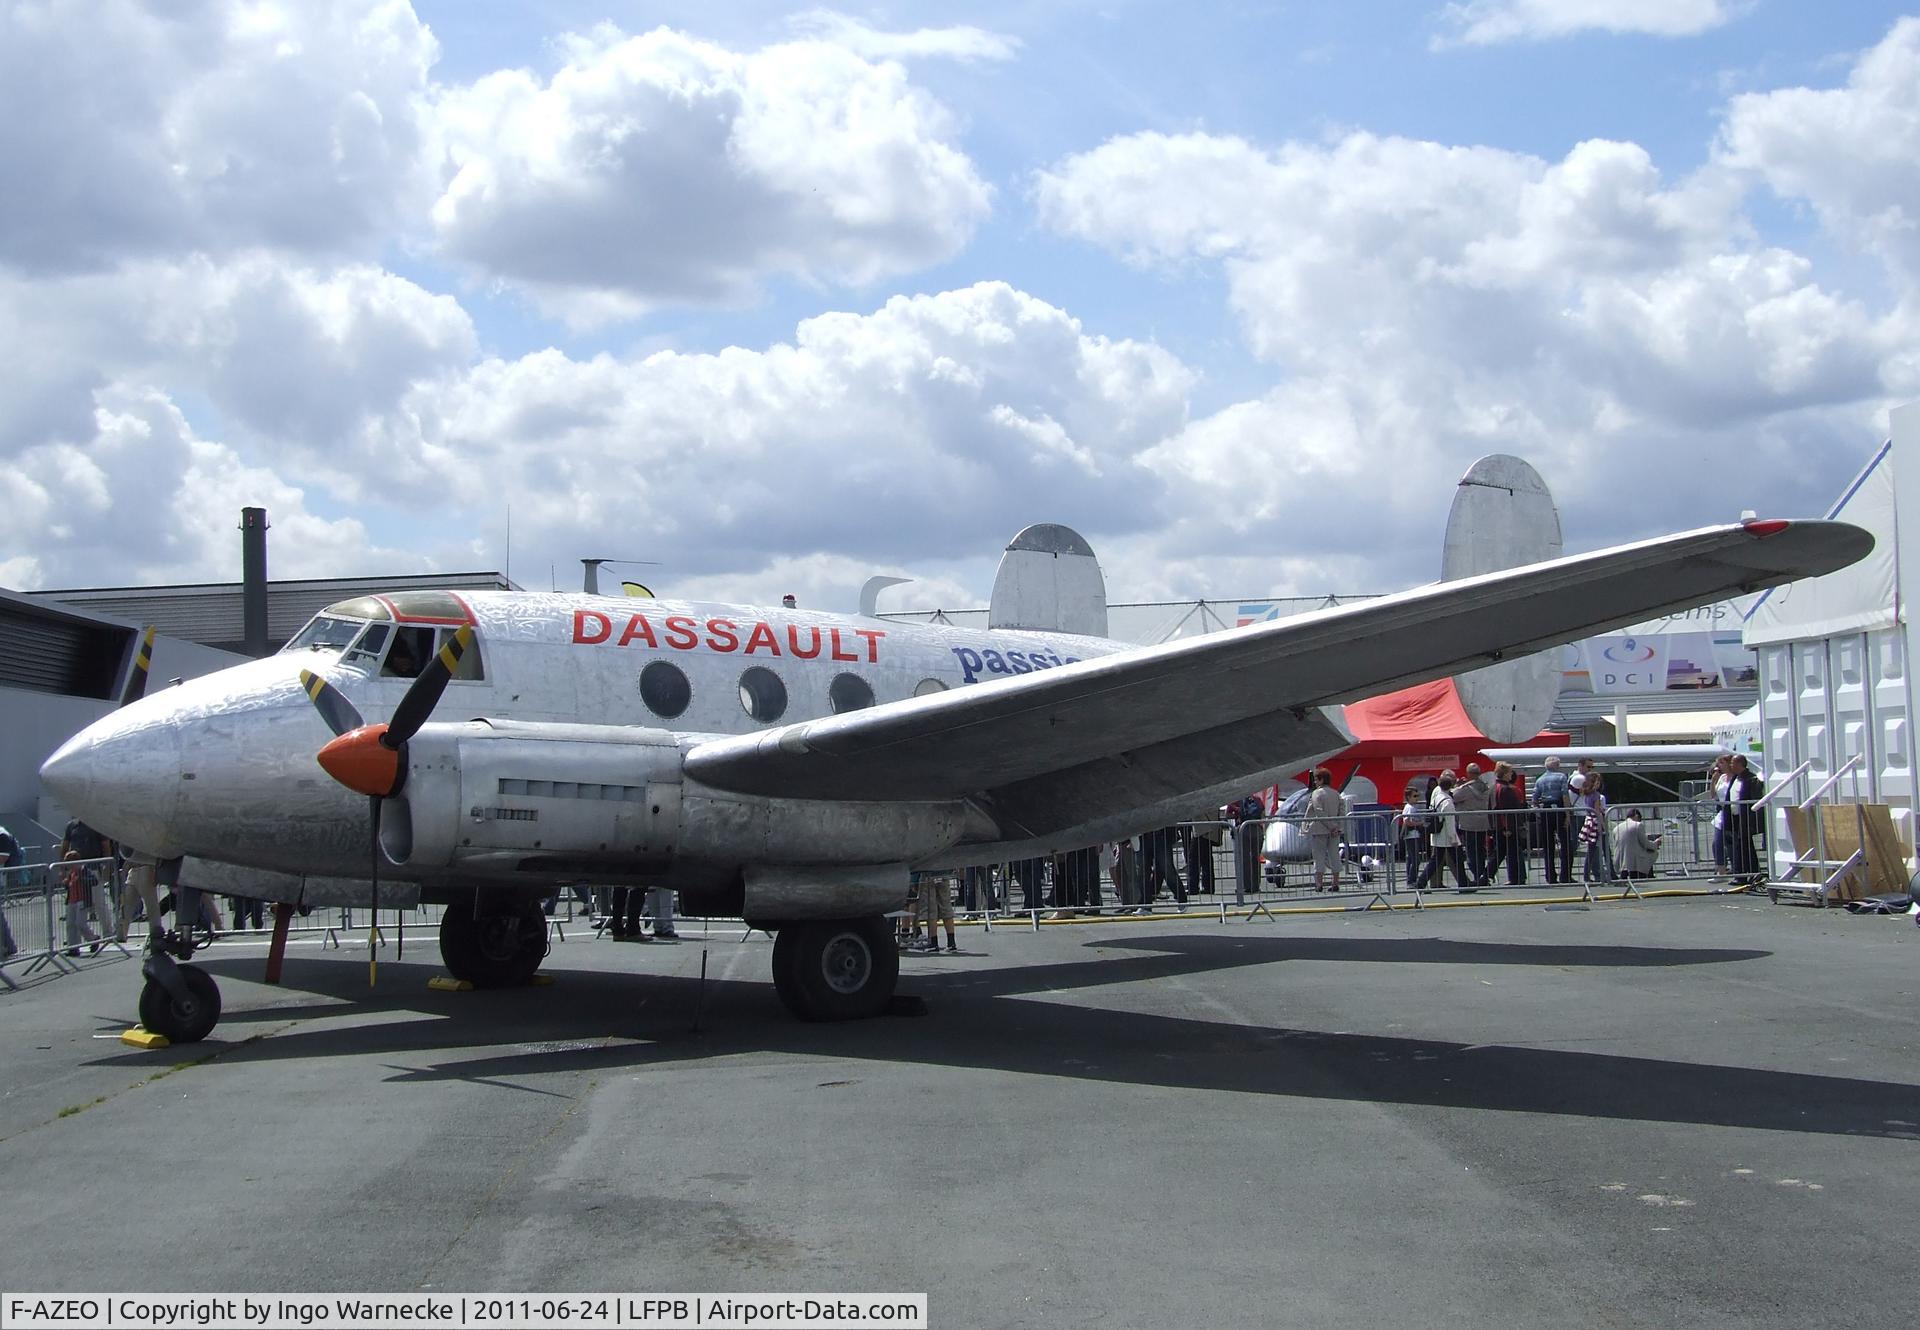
[439,901,550,987]
[768,916,899,1021]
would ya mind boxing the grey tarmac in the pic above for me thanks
[1,895,1918,1329]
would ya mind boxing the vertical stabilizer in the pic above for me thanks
[1443,455,1564,743]
[988,524,1108,637]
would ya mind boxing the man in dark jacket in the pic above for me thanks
[1530,757,1574,884]
[1724,755,1766,884]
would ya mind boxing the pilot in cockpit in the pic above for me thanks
[383,628,430,679]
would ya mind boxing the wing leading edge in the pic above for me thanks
[684,520,1870,823]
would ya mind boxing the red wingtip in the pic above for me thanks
[1742,518,1792,538]
[317,724,402,797]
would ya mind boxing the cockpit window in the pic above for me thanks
[319,596,393,622]
[342,622,390,664]
[383,626,433,679]
[378,624,484,681]
[284,616,363,653]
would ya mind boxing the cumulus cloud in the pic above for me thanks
[1434,0,1738,48]
[428,24,995,323]
[0,0,437,274]
[1037,124,1906,589]
[362,283,1192,592]
[0,386,415,589]
[1717,17,1920,283]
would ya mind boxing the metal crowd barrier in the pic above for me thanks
[2,799,1772,995]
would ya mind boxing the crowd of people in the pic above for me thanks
[1388,752,1765,891]
[891,751,1772,937]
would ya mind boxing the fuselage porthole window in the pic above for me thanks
[739,666,787,723]
[640,660,692,719]
[913,677,948,697]
[829,672,875,713]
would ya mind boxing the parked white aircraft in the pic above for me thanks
[40,516,1869,1041]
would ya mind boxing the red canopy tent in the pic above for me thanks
[1266,678,1566,809]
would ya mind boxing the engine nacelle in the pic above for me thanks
[387,721,684,873]
[383,720,968,914]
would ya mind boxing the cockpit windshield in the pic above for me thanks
[283,616,364,653]
[281,599,483,680]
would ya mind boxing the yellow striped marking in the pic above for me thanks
[435,624,473,674]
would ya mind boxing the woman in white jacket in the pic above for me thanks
[1413,771,1473,892]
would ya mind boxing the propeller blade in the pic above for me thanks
[385,625,474,747]
[121,626,156,706]
[300,668,366,737]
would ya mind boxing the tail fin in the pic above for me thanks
[1443,455,1564,743]
[988,524,1108,637]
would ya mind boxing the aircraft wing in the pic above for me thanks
[683,520,1868,837]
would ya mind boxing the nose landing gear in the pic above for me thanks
[137,947,222,1044]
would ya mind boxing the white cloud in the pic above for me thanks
[361,283,1193,593]
[0,0,437,274]
[428,24,994,323]
[787,10,1020,64]
[1717,17,1920,282]
[0,386,415,589]
[1434,0,1738,48]
[1037,124,1905,588]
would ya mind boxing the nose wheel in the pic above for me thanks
[137,952,222,1044]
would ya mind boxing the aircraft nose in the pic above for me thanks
[40,706,184,856]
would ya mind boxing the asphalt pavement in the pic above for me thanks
[1,895,1917,1328]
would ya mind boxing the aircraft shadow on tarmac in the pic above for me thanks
[85,932,1920,1141]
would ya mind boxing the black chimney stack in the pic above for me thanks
[241,507,269,658]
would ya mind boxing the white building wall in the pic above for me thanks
[1750,403,1916,874]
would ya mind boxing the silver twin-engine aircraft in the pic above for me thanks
[39,514,1871,1041]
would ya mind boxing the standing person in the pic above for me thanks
[1414,772,1472,892]
[59,852,101,956]
[59,817,114,938]
[1531,757,1574,884]
[1011,856,1045,912]
[1489,762,1527,885]
[1724,754,1766,885]
[1454,764,1492,886]
[1397,779,1431,889]
[1708,755,1734,881]
[606,886,648,940]
[0,822,21,959]
[1230,796,1264,905]
[644,886,678,939]
[117,848,164,946]
[1106,838,1140,913]
[1184,819,1219,897]
[1304,767,1344,893]
[1143,826,1187,907]
[230,894,266,931]
[1575,772,1616,883]
[916,872,959,953]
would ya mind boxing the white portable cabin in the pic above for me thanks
[1741,403,1915,875]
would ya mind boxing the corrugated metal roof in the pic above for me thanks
[29,572,514,653]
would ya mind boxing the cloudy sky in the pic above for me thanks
[4,1,1918,612]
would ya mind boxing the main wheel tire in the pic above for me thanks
[138,964,221,1043]
[439,905,549,987]
[769,917,899,1021]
